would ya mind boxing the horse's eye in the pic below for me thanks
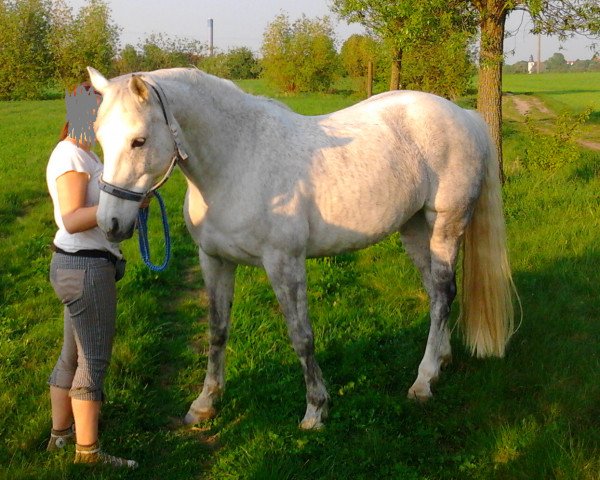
[131,137,146,148]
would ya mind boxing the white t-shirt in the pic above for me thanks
[46,140,121,258]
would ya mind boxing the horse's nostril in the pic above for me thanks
[110,217,119,233]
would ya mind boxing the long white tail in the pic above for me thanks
[460,129,516,358]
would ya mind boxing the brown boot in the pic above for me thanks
[74,442,138,468]
[46,425,75,451]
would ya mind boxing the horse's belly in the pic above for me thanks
[306,198,419,257]
[306,156,425,256]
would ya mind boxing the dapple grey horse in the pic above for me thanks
[88,67,515,429]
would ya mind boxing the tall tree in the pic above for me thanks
[472,0,599,180]
[332,0,475,90]
[0,0,54,99]
[333,0,599,179]
[49,0,119,89]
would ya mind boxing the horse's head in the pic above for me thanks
[88,67,178,242]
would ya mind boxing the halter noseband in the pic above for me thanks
[98,76,189,202]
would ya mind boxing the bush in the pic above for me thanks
[225,47,260,79]
[340,34,377,78]
[521,109,592,171]
[261,14,339,93]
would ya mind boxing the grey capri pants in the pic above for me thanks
[48,252,116,401]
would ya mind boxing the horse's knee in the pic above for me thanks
[210,326,228,347]
[431,270,457,316]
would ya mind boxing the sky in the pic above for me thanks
[67,0,598,62]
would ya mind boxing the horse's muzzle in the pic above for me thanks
[105,217,135,242]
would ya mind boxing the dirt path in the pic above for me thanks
[507,94,600,152]
[511,95,553,116]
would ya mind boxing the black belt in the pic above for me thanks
[51,244,118,265]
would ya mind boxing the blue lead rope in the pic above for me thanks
[137,191,171,271]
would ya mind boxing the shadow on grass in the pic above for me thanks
[587,110,600,125]
[571,151,600,182]
[53,233,599,479]
[171,250,600,479]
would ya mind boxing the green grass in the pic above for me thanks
[1,74,599,479]
[504,72,600,125]
[503,72,600,148]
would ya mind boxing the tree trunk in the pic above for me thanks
[477,6,507,183]
[389,48,403,90]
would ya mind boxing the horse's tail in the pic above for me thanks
[459,115,516,358]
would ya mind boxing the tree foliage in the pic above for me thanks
[401,30,476,99]
[0,0,119,98]
[261,14,339,93]
[471,0,599,179]
[332,0,477,90]
[49,0,119,90]
[0,0,54,99]
[336,4,476,99]
[140,34,203,71]
[224,47,260,79]
[197,48,261,79]
[340,34,377,78]
[545,52,568,71]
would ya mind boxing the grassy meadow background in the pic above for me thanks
[1,72,599,479]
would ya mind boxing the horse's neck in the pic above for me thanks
[165,72,253,191]
[164,71,298,198]
[169,72,246,135]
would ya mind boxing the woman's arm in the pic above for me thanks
[56,171,98,234]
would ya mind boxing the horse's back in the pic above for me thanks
[300,90,488,256]
[183,86,490,262]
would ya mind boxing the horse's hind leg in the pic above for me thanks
[263,251,329,430]
[402,210,462,401]
[184,250,236,425]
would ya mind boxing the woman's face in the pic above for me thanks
[65,84,103,147]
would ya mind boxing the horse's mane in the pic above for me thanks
[158,67,292,113]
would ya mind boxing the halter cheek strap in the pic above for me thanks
[98,75,189,202]
[98,179,146,202]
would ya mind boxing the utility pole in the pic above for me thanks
[208,18,214,56]
[536,34,541,73]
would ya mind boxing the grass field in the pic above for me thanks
[503,72,600,113]
[1,73,599,479]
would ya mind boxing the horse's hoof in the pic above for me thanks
[407,383,432,402]
[299,417,324,430]
[183,407,216,425]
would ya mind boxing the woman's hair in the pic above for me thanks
[59,82,102,143]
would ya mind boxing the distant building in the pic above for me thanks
[527,55,535,74]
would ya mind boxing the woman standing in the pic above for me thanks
[45,83,137,468]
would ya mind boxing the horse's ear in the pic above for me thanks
[87,67,109,93]
[129,75,149,103]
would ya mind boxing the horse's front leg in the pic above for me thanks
[263,251,329,430]
[184,250,236,425]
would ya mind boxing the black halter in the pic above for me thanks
[98,76,189,202]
